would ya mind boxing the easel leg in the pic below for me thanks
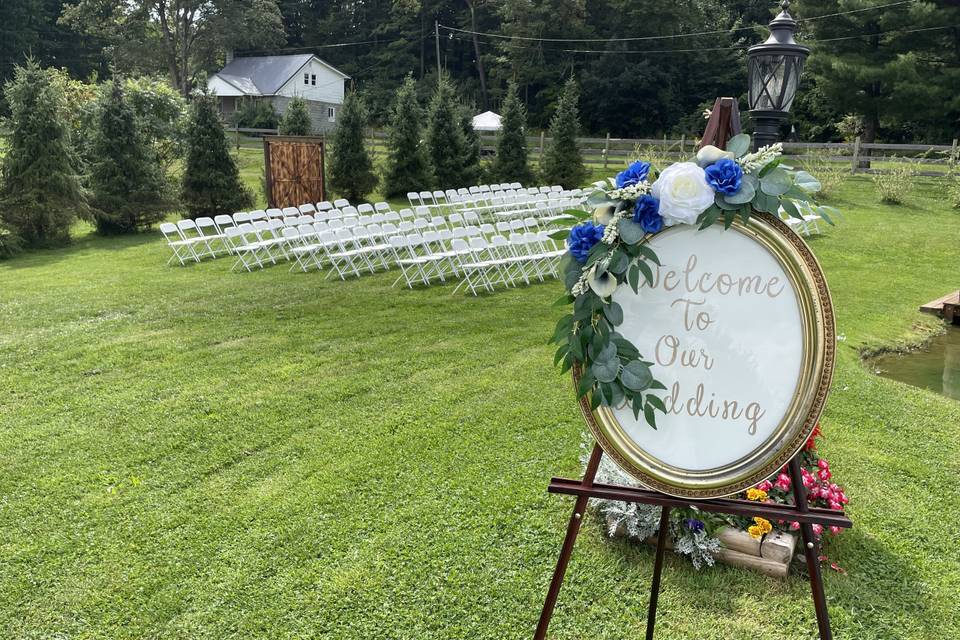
[789,456,833,640]
[645,506,672,640]
[533,444,603,640]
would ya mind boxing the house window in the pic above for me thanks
[328,107,336,122]
[311,74,317,86]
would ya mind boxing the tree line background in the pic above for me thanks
[1,0,958,145]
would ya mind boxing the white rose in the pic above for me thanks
[651,162,715,227]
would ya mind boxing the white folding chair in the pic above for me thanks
[298,203,317,215]
[333,198,350,209]
[160,222,200,265]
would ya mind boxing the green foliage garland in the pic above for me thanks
[550,134,838,429]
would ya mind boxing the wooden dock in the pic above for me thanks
[920,291,960,324]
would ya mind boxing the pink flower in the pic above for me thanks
[812,524,824,535]
[840,493,849,505]
[790,521,801,530]
[802,474,814,488]
[758,480,773,492]
[818,469,832,481]
[829,500,843,511]
[818,459,829,470]
[829,526,842,535]
[775,473,791,490]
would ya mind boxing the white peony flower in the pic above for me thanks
[651,162,715,227]
[695,144,735,168]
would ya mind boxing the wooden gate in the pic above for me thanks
[263,136,326,208]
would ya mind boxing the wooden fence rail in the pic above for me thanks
[224,126,959,177]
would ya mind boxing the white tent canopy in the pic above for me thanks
[472,110,502,131]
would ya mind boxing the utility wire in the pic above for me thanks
[448,23,955,56]
[437,0,918,43]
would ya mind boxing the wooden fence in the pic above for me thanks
[227,126,960,177]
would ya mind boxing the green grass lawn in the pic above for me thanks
[1,176,959,639]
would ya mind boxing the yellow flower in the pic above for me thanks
[746,488,768,502]
[747,525,763,540]
[754,517,773,535]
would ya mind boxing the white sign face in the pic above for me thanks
[610,224,804,472]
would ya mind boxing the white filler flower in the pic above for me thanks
[651,162,715,227]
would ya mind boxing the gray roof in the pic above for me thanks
[214,54,349,96]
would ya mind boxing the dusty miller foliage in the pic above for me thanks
[580,436,722,570]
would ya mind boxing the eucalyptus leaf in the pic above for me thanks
[603,301,624,325]
[620,360,653,391]
[726,133,751,158]
[636,259,654,285]
[725,180,756,204]
[627,263,640,292]
[608,250,629,275]
[637,244,661,265]
[760,167,792,196]
[591,356,620,384]
[781,198,802,220]
[549,229,571,241]
[715,192,739,210]
[617,218,645,245]
[794,170,822,193]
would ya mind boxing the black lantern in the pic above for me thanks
[747,0,809,150]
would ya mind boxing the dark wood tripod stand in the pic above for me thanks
[532,443,852,640]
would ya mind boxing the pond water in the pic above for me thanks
[871,327,960,401]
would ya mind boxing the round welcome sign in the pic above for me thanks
[578,215,834,498]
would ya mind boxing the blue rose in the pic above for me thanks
[633,195,663,234]
[567,222,605,264]
[616,160,651,188]
[704,158,743,195]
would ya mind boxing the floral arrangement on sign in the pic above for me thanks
[586,423,850,570]
[550,133,840,427]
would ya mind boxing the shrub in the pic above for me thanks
[801,149,848,199]
[872,161,913,205]
[492,82,534,185]
[279,97,312,136]
[124,76,188,172]
[232,98,279,129]
[425,77,469,189]
[541,77,587,189]
[89,77,174,234]
[0,59,89,253]
[382,75,431,198]
[328,91,377,202]
[181,93,253,219]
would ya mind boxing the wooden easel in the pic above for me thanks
[532,99,852,640]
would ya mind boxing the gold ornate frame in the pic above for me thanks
[574,213,835,499]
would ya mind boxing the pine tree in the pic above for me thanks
[180,93,253,219]
[279,96,313,136]
[89,77,174,234]
[425,77,469,189]
[382,75,431,198]
[0,59,88,253]
[459,104,483,188]
[541,77,587,189]
[328,90,378,202]
[492,82,534,185]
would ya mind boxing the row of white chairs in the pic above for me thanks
[407,183,525,208]
[160,211,561,267]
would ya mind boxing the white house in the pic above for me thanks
[207,54,350,133]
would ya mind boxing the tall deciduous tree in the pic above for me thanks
[279,96,312,135]
[89,77,174,234]
[180,93,253,219]
[0,60,88,253]
[425,77,469,189]
[492,81,534,184]
[383,75,431,198]
[541,77,586,188]
[60,0,286,95]
[328,91,378,202]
